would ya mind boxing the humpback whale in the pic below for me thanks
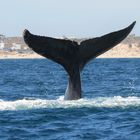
[23,21,136,100]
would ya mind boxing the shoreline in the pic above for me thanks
[0,44,140,59]
[0,55,140,60]
[0,54,140,59]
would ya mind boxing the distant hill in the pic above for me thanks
[0,34,140,51]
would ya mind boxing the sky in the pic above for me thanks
[0,0,139,37]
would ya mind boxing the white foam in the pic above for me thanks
[0,96,140,111]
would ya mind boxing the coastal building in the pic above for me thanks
[0,42,5,49]
[11,43,21,50]
[0,34,5,41]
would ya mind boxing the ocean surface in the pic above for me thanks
[0,58,140,140]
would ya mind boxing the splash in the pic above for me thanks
[0,96,140,111]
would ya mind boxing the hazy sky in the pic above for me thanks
[0,0,139,37]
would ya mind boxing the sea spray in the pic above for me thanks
[0,96,140,111]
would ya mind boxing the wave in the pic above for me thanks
[0,96,140,111]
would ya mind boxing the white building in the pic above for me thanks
[0,42,5,49]
[11,43,21,50]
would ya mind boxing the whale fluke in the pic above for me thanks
[79,21,136,69]
[23,21,136,100]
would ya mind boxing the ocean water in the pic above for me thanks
[0,58,140,140]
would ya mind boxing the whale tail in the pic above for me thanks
[23,21,136,100]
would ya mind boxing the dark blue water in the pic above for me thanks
[0,59,140,140]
